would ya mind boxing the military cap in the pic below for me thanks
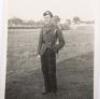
[43,10,53,17]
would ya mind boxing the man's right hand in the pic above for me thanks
[36,55,40,58]
[33,51,40,58]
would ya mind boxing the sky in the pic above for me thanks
[8,0,95,22]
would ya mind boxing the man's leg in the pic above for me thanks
[48,49,58,93]
[41,51,51,93]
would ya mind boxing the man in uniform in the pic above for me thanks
[37,11,65,95]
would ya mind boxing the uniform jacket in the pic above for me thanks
[37,23,65,56]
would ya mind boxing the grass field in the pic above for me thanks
[6,26,94,99]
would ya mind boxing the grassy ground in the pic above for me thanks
[5,26,94,99]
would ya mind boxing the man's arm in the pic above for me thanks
[55,28,65,52]
[37,28,43,55]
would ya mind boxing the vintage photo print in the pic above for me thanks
[5,0,95,99]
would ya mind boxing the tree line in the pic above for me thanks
[8,16,94,29]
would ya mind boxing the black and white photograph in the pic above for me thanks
[5,0,95,99]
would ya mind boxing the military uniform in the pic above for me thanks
[37,23,65,93]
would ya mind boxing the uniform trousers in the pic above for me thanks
[41,48,57,93]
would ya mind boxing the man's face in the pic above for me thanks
[44,15,52,24]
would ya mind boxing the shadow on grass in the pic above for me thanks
[5,52,93,99]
